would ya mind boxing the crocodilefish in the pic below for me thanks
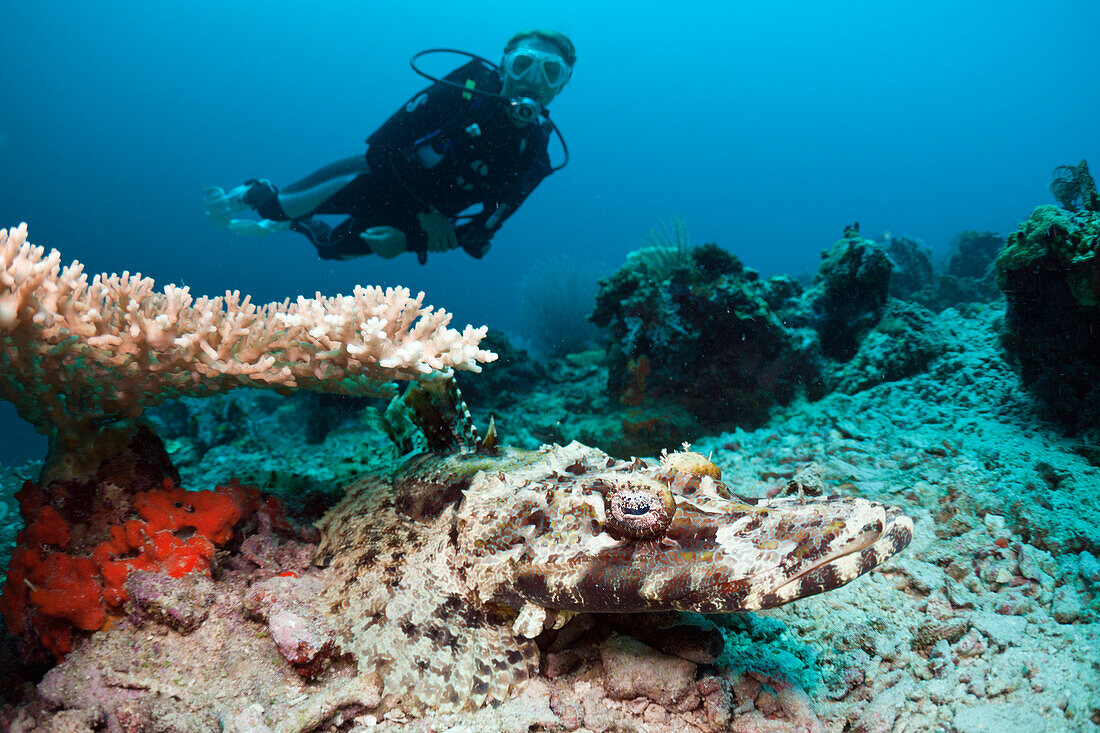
[313,378,913,712]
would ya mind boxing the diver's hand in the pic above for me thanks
[418,208,458,252]
[359,226,407,259]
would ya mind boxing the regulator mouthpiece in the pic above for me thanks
[508,96,542,124]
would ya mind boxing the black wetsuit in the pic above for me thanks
[268,59,554,261]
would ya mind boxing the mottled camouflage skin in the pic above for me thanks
[313,440,912,712]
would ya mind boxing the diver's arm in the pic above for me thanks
[456,144,552,257]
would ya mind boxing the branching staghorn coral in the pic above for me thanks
[0,222,495,478]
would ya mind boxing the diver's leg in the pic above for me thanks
[292,217,377,260]
[279,156,372,218]
[204,155,370,229]
[282,156,371,193]
[204,179,288,232]
[290,217,406,261]
[202,179,290,236]
[290,218,338,258]
[203,183,255,227]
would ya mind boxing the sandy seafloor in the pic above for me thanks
[1,302,1099,732]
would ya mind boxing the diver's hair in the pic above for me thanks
[503,30,576,67]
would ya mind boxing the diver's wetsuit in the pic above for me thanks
[254,59,553,261]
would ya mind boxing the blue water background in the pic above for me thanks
[2,1,1098,464]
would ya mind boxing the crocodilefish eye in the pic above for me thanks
[601,477,677,540]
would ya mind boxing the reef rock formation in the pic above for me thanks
[590,242,820,433]
[825,299,947,395]
[805,224,893,361]
[995,203,1100,427]
[940,230,1003,306]
[884,234,936,306]
[588,225,942,445]
[882,230,1003,312]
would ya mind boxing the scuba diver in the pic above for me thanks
[204,30,575,264]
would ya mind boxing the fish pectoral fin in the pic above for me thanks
[512,601,550,638]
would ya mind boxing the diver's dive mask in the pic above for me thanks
[502,47,571,124]
[503,47,572,90]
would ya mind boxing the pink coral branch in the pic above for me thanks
[0,222,496,444]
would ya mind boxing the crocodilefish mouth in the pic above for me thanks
[513,491,914,615]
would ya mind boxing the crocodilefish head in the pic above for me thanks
[463,443,914,614]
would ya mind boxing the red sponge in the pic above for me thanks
[134,484,245,545]
[22,550,107,631]
[23,505,71,548]
[1,479,279,660]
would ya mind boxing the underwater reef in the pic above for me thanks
[590,241,818,432]
[2,189,1100,732]
[884,230,1003,312]
[584,222,976,456]
[995,186,1100,428]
